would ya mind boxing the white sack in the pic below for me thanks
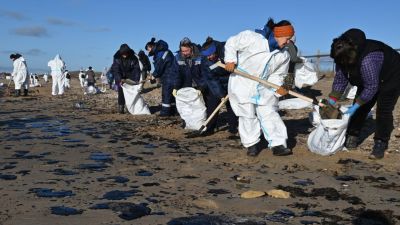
[175,87,207,130]
[307,106,350,156]
[294,58,318,88]
[85,85,99,95]
[278,98,313,110]
[121,83,150,115]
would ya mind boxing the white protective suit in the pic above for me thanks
[29,73,34,86]
[48,54,66,95]
[78,70,86,87]
[43,73,49,83]
[11,56,29,90]
[225,30,290,148]
[64,71,70,89]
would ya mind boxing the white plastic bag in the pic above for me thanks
[278,98,313,110]
[175,87,206,130]
[85,86,99,95]
[294,58,318,88]
[121,83,150,115]
[307,106,350,156]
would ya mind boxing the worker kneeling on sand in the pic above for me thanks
[224,18,295,157]
[327,28,400,159]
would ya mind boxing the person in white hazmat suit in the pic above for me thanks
[29,73,34,86]
[224,18,296,157]
[43,73,49,83]
[48,54,66,95]
[64,70,71,89]
[10,53,29,97]
[78,69,86,87]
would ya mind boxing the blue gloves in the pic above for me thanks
[344,103,360,116]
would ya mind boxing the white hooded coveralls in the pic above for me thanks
[12,56,29,90]
[78,71,86,87]
[64,71,70,89]
[48,54,66,95]
[43,73,49,82]
[225,30,290,148]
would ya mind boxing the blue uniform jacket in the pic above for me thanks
[201,41,230,99]
[175,44,205,88]
[152,40,180,88]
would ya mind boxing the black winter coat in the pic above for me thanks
[111,49,141,84]
[201,41,230,99]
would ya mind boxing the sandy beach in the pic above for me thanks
[0,75,399,225]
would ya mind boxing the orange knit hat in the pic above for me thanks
[273,25,295,37]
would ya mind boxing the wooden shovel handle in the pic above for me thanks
[215,61,324,107]
[199,95,229,132]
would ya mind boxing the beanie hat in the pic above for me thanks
[273,25,295,37]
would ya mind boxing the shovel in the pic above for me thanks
[123,79,148,85]
[186,95,229,138]
[211,61,326,107]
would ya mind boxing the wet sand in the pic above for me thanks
[0,76,399,225]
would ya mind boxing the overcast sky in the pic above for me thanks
[1,0,399,73]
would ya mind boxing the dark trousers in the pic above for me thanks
[117,85,125,105]
[161,82,175,106]
[204,91,238,133]
[348,88,399,142]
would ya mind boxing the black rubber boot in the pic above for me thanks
[14,89,21,97]
[23,89,28,96]
[247,144,262,157]
[369,140,388,160]
[345,135,359,149]
[271,145,292,156]
[118,105,125,114]
[159,106,172,117]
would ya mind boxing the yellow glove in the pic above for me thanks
[225,62,236,73]
[276,86,288,96]
[172,89,177,97]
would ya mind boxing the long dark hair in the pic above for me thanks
[330,36,358,69]
[266,18,292,29]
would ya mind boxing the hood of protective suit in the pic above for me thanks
[255,25,279,51]
[14,56,25,63]
[48,54,65,71]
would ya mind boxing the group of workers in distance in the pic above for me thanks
[9,17,400,160]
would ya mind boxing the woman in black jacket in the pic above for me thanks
[111,43,141,114]
[328,28,400,159]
